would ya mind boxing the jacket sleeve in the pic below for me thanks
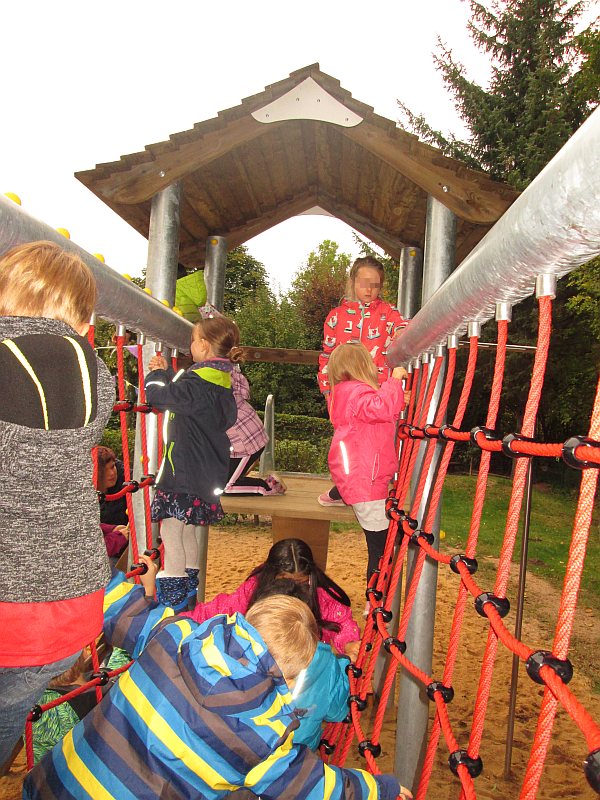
[145,368,211,417]
[318,309,338,395]
[182,577,256,624]
[246,737,398,800]
[325,654,351,723]
[103,570,175,658]
[352,379,405,423]
[100,524,127,559]
[320,595,361,655]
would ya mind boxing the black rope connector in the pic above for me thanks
[144,547,161,561]
[92,669,110,686]
[383,637,406,655]
[358,740,382,758]
[584,748,600,793]
[450,554,478,575]
[123,479,140,493]
[525,650,573,686]
[372,606,393,623]
[501,432,536,458]
[140,474,155,485]
[137,402,153,414]
[364,642,373,652]
[427,681,455,704]
[423,424,440,439]
[348,694,368,711]
[411,529,435,547]
[385,496,401,521]
[475,592,510,619]
[407,425,425,440]
[366,586,383,602]
[402,514,419,531]
[448,750,483,778]
[562,435,600,470]
[29,704,43,722]
[319,739,336,756]
[346,663,362,678]
[470,426,500,447]
[439,424,460,441]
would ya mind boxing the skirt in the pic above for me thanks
[151,488,224,526]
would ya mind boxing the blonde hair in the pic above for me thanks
[0,241,96,329]
[194,316,244,362]
[328,342,379,390]
[245,595,318,682]
[346,256,385,301]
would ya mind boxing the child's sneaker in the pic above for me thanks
[317,492,345,507]
[265,474,287,495]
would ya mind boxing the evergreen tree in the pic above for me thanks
[398,0,600,458]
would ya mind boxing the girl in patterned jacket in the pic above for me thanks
[317,256,406,507]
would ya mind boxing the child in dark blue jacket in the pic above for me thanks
[146,315,239,609]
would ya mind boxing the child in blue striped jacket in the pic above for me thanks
[23,564,410,800]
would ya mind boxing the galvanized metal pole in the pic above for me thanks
[132,182,182,550]
[373,246,424,698]
[394,196,456,792]
[397,246,423,320]
[204,236,228,311]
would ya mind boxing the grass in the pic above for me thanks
[333,473,600,613]
[441,473,600,613]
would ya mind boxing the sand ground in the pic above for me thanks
[2,520,599,799]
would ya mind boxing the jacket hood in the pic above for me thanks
[179,612,298,740]
[340,297,384,312]
[329,380,373,427]
[0,315,78,339]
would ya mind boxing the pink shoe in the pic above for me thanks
[265,474,287,494]
[318,492,345,507]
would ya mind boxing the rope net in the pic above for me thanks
[22,304,600,797]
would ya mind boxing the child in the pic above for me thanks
[0,241,114,768]
[145,315,238,610]
[171,537,362,661]
[254,578,351,751]
[225,361,286,495]
[317,256,406,507]
[28,647,109,765]
[23,567,408,800]
[327,343,408,584]
[94,445,128,526]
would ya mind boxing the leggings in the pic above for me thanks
[160,517,202,576]
[223,447,270,495]
[363,528,389,584]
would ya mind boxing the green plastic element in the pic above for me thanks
[175,270,207,322]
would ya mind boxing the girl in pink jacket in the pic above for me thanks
[327,343,408,584]
[141,538,361,660]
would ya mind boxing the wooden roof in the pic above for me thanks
[76,64,518,267]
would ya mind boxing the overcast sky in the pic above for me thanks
[1,0,493,293]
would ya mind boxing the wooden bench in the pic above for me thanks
[221,473,357,570]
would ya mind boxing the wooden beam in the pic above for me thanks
[240,346,320,365]
[89,117,285,205]
[317,193,406,259]
[342,121,518,224]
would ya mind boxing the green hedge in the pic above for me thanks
[257,411,332,442]
[100,428,135,462]
[274,438,329,474]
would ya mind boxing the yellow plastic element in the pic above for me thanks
[160,299,170,307]
[172,306,183,316]
[144,288,152,295]
[3,192,21,205]
[210,238,218,246]
[93,253,105,263]
[56,228,71,239]
[439,529,446,540]
[122,273,132,281]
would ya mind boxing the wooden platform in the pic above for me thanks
[221,473,357,570]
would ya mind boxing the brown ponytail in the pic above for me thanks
[194,316,241,361]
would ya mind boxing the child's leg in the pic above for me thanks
[157,517,188,610]
[362,529,389,584]
[224,450,272,495]
[159,517,186,576]
[187,526,210,603]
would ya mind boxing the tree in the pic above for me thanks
[286,240,351,348]
[397,0,600,455]
[223,246,270,316]
[399,0,599,188]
